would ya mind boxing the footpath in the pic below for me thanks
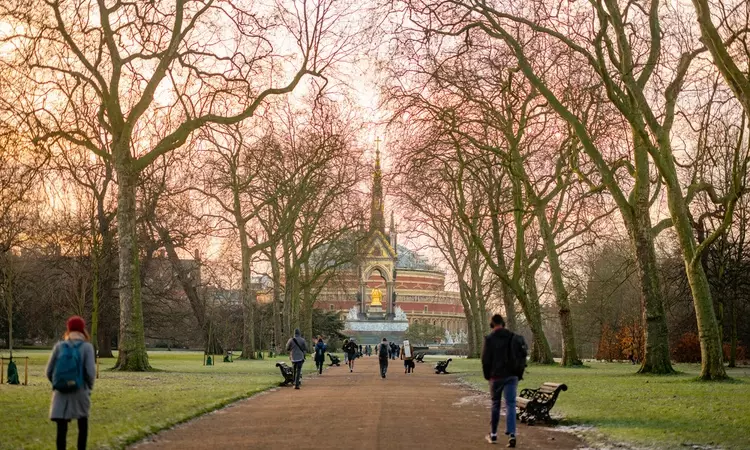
[132,356,584,449]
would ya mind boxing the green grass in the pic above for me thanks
[444,357,750,450]
[0,350,319,450]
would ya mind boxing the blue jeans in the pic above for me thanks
[490,376,518,436]
[292,361,304,388]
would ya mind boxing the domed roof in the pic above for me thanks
[396,245,437,271]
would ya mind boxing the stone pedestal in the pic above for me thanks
[366,304,386,320]
[345,306,409,345]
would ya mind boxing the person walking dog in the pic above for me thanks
[482,314,527,447]
[46,315,96,450]
[285,328,307,389]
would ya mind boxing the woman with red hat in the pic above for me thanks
[46,315,96,450]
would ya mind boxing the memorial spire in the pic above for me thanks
[369,137,386,234]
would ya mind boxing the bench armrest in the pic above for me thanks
[519,388,537,399]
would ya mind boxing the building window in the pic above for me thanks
[423,305,428,313]
[329,304,335,310]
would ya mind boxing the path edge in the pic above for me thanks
[123,369,327,450]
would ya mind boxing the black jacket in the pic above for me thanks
[344,341,358,353]
[481,328,515,380]
[378,342,389,360]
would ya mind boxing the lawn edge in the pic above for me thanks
[120,366,327,450]
[118,384,276,449]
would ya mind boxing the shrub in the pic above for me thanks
[723,342,747,362]
[672,332,702,363]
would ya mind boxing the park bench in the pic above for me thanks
[415,353,425,363]
[434,358,452,374]
[516,382,568,425]
[275,362,294,386]
[328,354,341,366]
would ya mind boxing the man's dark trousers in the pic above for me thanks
[379,357,388,378]
[490,376,518,436]
[292,361,304,388]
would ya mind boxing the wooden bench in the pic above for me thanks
[434,358,452,374]
[516,382,567,425]
[275,362,294,386]
[328,354,341,366]
[415,353,425,363]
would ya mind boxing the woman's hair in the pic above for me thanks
[63,329,90,341]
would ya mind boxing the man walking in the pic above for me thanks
[285,328,307,390]
[343,338,358,372]
[482,314,526,447]
[378,338,389,379]
[314,335,327,375]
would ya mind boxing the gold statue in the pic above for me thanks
[370,288,383,307]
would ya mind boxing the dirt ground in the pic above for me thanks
[132,356,585,450]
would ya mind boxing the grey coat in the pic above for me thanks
[46,336,96,420]
[285,333,307,363]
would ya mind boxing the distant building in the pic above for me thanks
[316,144,467,343]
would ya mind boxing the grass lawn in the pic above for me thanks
[0,350,318,450]
[444,357,750,450]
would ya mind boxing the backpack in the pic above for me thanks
[52,341,85,393]
[508,333,528,380]
[316,343,326,357]
[379,343,389,358]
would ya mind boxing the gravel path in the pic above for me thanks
[132,356,585,449]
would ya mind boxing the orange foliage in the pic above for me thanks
[596,323,644,361]
[616,322,645,361]
[596,324,624,361]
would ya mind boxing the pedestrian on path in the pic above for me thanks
[285,328,307,389]
[343,339,350,364]
[400,343,415,374]
[314,335,327,375]
[378,338,389,379]
[46,315,96,450]
[482,314,527,447]
[343,338,358,372]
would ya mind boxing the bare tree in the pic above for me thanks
[691,0,750,117]
[398,0,747,378]
[1,0,357,369]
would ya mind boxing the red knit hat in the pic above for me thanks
[66,316,86,333]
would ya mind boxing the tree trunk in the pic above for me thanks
[114,161,149,371]
[98,328,113,358]
[301,299,313,348]
[465,305,477,358]
[629,218,674,374]
[522,272,554,364]
[472,306,486,359]
[536,210,581,366]
[664,177,727,380]
[270,251,282,353]
[239,234,256,359]
[97,232,116,359]
[500,283,516,332]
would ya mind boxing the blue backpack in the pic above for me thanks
[52,341,85,392]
